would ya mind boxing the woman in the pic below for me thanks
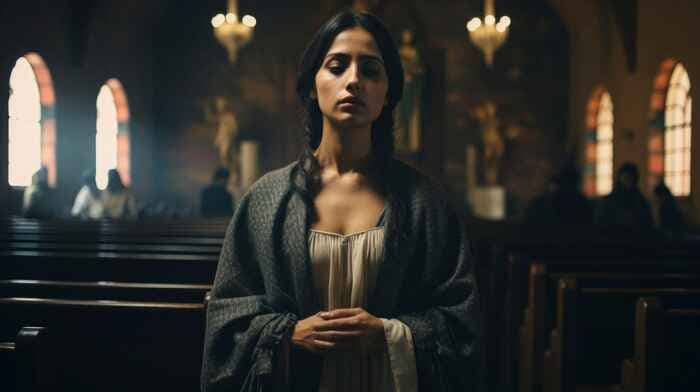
[201,10,481,392]
[23,166,55,219]
[101,169,137,219]
[71,169,104,219]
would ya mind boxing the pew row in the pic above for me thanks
[619,297,700,392]
[0,297,206,392]
[542,279,700,392]
[516,257,700,392]
[0,250,218,284]
[0,326,49,392]
[0,279,212,302]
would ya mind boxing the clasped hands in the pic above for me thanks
[291,307,386,355]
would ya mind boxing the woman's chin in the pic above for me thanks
[329,111,377,129]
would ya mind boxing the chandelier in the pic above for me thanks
[211,0,257,63]
[466,0,510,66]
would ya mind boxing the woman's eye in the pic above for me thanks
[327,62,345,74]
[361,62,382,78]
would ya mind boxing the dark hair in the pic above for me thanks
[295,10,404,192]
[106,169,126,193]
[81,169,99,197]
[212,167,230,182]
[653,181,673,199]
[616,162,639,185]
[33,166,48,186]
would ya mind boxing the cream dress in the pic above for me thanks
[309,218,418,392]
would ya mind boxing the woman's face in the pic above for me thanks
[313,27,389,130]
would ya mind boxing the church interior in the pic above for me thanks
[1,0,699,391]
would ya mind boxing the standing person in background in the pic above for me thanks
[101,169,137,219]
[71,169,103,219]
[201,10,482,392]
[200,167,234,218]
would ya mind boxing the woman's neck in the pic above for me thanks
[315,122,372,175]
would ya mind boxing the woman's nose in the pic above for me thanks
[345,63,361,91]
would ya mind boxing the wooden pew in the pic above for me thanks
[0,326,50,392]
[517,259,700,392]
[0,218,221,390]
[542,278,577,392]
[0,233,223,246]
[0,297,206,392]
[1,216,230,235]
[0,218,227,247]
[453,220,700,392]
[0,250,218,284]
[619,297,700,392]
[0,241,220,254]
[0,279,212,302]
[542,278,700,392]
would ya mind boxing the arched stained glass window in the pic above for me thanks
[648,59,692,196]
[8,53,56,187]
[664,64,691,195]
[584,87,614,196]
[95,79,130,190]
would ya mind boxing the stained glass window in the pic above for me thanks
[8,53,56,187]
[664,64,691,196]
[95,79,130,190]
[596,92,614,195]
[583,87,614,196]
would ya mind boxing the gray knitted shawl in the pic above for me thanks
[201,159,481,392]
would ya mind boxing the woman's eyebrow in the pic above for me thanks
[324,52,384,64]
[359,54,384,64]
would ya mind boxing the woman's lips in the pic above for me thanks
[337,96,365,107]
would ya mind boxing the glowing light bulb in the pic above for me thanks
[485,15,495,25]
[500,16,511,27]
[211,14,225,28]
[467,18,482,32]
[226,13,238,23]
[242,15,257,27]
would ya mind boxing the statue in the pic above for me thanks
[211,96,240,187]
[395,29,425,153]
[472,101,504,186]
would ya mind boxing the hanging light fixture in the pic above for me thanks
[211,0,257,63]
[466,0,510,66]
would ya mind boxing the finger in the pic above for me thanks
[315,317,360,331]
[318,308,363,320]
[312,339,338,352]
[329,341,354,351]
[314,330,363,342]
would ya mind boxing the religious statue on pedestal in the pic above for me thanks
[472,101,504,186]
[395,29,425,154]
[211,96,240,188]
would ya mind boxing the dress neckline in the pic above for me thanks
[309,226,384,238]
[309,204,387,239]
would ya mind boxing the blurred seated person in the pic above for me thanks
[200,167,234,218]
[523,162,594,227]
[595,162,654,231]
[101,169,137,219]
[653,181,685,236]
[71,169,103,219]
[22,166,55,219]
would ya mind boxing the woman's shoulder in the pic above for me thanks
[248,162,296,192]
[237,162,298,207]
[388,158,449,203]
